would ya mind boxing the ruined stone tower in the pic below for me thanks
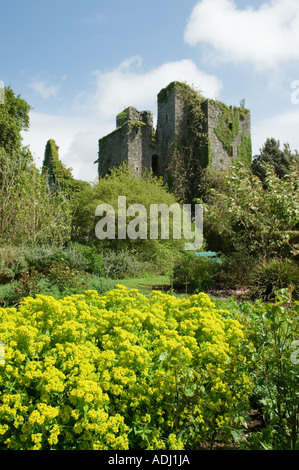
[97,81,251,180]
[98,107,155,178]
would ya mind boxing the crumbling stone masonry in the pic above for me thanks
[97,81,251,179]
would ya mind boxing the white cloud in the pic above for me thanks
[22,111,109,182]
[22,57,222,182]
[184,0,299,69]
[93,56,222,121]
[29,80,60,99]
[252,108,299,155]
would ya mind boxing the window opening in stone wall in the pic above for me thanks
[152,155,160,175]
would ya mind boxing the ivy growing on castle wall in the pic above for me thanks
[237,134,252,166]
[214,105,240,157]
[117,108,129,124]
[43,139,73,190]
[42,139,88,194]
[128,121,146,129]
[166,82,208,203]
[213,103,252,165]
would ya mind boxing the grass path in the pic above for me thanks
[114,275,171,295]
[113,276,238,311]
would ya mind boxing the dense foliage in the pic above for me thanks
[0,86,31,154]
[1,85,299,451]
[252,137,299,181]
[71,164,185,275]
[201,161,299,259]
[0,88,72,246]
[0,244,115,307]
[238,289,299,449]
[42,139,89,195]
[0,286,252,450]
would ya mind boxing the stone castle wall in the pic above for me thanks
[203,100,251,171]
[156,83,192,175]
[97,82,252,180]
[98,107,155,177]
[98,125,129,177]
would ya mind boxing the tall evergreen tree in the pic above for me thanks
[252,137,299,180]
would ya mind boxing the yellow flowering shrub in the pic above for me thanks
[0,285,252,449]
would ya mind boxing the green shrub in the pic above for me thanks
[0,272,114,307]
[47,260,88,292]
[103,249,144,279]
[135,240,184,277]
[202,161,299,259]
[64,243,105,276]
[0,281,19,307]
[250,258,299,300]
[172,253,216,293]
[21,243,105,278]
[22,245,65,274]
[0,270,61,307]
[35,277,61,298]
[0,246,28,283]
[0,287,252,449]
[85,275,115,294]
[239,289,299,449]
[212,252,254,290]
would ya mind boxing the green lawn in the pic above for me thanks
[114,276,239,310]
[114,275,171,295]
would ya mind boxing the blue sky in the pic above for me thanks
[1,0,299,181]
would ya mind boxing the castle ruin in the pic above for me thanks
[97,81,251,181]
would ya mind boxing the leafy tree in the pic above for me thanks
[0,148,71,246]
[0,88,71,246]
[252,138,299,180]
[71,164,186,271]
[201,161,299,259]
[0,86,31,154]
[0,85,33,192]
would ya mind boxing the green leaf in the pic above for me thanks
[231,430,243,442]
